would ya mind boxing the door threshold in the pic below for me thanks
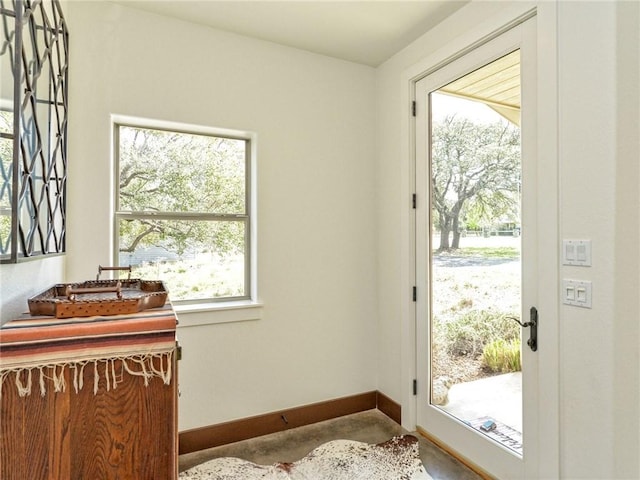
[416,426,496,480]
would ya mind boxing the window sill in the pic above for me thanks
[174,301,263,328]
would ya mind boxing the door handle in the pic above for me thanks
[508,307,538,352]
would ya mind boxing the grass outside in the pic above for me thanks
[452,246,519,258]
[120,253,245,302]
[431,235,522,383]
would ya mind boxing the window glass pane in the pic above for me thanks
[1,8,15,136]
[118,218,246,301]
[118,126,246,214]
[0,131,13,257]
[429,55,523,454]
[0,109,11,135]
[0,136,11,258]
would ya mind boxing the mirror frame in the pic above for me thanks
[1,0,69,263]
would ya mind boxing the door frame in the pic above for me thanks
[399,4,559,478]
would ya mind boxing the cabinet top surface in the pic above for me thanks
[0,303,177,370]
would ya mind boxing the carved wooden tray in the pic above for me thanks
[28,279,168,318]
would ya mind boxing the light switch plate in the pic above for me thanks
[562,240,591,266]
[562,279,592,308]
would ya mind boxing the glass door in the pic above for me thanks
[415,18,538,479]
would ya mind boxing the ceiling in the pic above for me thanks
[112,1,469,67]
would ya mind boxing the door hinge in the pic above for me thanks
[412,101,416,117]
[176,342,183,361]
[413,379,417,395]
[412,286,417,302]
[412,193,416,209]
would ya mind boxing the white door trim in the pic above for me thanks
[399,3,559,478]
[416,21,534,478]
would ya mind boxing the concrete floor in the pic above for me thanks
[179,410,482,480]
[441,372,522,433]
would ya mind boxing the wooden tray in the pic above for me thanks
[28,279,168,318]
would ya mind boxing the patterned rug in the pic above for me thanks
[180,435,432,480]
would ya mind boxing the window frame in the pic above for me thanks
[112,118,254,306]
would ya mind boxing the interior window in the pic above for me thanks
[114,123,252,303]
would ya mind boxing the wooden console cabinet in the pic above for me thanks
[0,305,178,479]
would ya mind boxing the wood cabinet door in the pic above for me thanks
[1,355,178,480]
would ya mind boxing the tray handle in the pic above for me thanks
[97,265,132,281]
[66,282,123,302]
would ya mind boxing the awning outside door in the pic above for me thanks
[439,50,521,126]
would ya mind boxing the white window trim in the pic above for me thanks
[175,301,263,327]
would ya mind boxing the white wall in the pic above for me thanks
[376,0,640,478]
[64,2,378,430]
[0,257,65,323]
[557,3,616,477]
[613,3,640,478]
[558,2,640,478]
[558,2,640,477]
